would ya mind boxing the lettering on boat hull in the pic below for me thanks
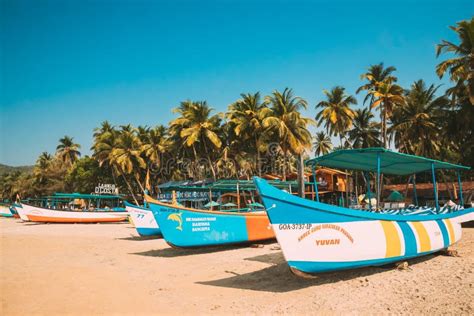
[315,239,340,246]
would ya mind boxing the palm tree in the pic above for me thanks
[227,92,268,176]
[142,125,168,169]
[91,121,117,168]
[170,101,222,180]
[313,131,333,156]
[142,125,169,190]
[436,17,474,105]
[367,79,405,147]
[390,80,449,157]
[110,127,147,194]
[348,108,381,148]
[263,88,313,181]
[357,63,397,105]
[315,86,357,145]
[56,136,81,165]
[33,152,53,184]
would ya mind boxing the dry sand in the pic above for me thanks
[1,218,473,315]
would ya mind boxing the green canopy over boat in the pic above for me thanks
[306,147,470,175]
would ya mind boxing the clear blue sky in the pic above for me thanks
[1,0,472,166]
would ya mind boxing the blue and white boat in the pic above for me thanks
[254,148,474,274]
[145,194,274,248]
[125,202,161,237]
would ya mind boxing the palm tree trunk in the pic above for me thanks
[297,153,305,198]
[117,168,139,205]
[382,103,387,148]
[134,173,146,193]
[282,150,287,181]
[255,136,261,176]
[201,137,217,181]
[191,144,199,179]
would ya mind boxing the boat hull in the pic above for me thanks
[21,203,128,223]
[145,196,274,247]
[14,204,30,221]
[125,203,161,236]
[254,177,473,274]
[0,205,13,217]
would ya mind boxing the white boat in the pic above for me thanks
[21,203,128,223]
[125,202,161,236]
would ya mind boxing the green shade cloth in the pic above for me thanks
[306,147,470,176]
[204,201,221,208]
[222,202,237,207]
[387,190,404,202]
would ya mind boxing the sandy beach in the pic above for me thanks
[1,218,473,315]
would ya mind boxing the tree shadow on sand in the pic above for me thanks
[131,244,256,258]
[197,251,440,293]
[131,240,276,258]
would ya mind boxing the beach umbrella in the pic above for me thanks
[387,190,404,202]
[204,201,221,208]
[222,202,237,207]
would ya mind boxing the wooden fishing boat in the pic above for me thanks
[14,203,30,221]
[0,204,14,217]
[254,148,474,274]
[125,202,161,236]
[9,204,20,218]
[144,194,275,247]
[21,203,128,223]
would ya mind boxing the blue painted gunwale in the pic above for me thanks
[254,177,473,224]
[124,201,149,211]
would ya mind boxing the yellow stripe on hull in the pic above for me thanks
[411,222,431,252]
[444,219,455,245]
[380,221,402,258]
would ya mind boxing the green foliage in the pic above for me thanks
[65,156,115,193]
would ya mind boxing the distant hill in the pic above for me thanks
[0,163,34,175]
